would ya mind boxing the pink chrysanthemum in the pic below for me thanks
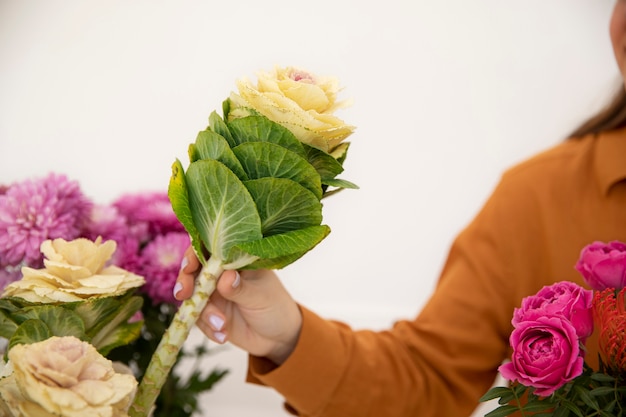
[138,232,190,305]
[0,173,93,267]
[83,204,129,243]
[113,192,185,242]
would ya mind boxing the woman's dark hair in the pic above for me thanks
[569,85,626,138]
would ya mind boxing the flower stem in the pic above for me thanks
[128,256,224,417]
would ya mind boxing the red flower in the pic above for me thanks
[593,288,626,374]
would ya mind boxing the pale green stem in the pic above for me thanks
[128,256,224,417]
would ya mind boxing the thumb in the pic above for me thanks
[215,269,276,309]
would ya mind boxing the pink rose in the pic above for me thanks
[499,315,584,396]
[513,281,593,340]
[575,240,626,291]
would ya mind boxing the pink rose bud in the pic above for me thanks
[513,281,593,340]
[575,240,626,291]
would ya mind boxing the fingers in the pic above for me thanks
[173,246,201,300]
[196,301,228,344]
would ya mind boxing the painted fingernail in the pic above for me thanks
[180,257,189,271]
[214,331,226,343]
[209,314,224,331]
[232,271,241,289]
[173,282,183,298]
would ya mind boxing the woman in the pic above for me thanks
[174,2,626,415]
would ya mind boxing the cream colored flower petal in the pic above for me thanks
[277,80,330,113]
[43,260,93,281]
[43,238,116,275]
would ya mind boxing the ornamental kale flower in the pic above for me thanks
[0,173,92,268]
[138,232,190,305]
[575,240,626,290]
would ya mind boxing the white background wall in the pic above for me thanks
[0,1,619,416]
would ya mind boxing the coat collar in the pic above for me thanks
[594,127,626,195]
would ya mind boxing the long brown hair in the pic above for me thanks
[569,85,626,138]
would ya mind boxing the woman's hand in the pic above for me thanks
[174,247,302,365]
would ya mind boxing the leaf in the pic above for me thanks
[95,320,143,356]
[323,177,359,190]
[235,225,330,270]
[479,386,516,403]
[303,144,344,181]
[208,110,234,145]
[227,115,305,157]
[89,295,144,353]
[244,178,322,236]
[69,294,142,339]
[190,130,248,180]
[0,312,18,339]
[233,142,322,200]
[8,319,51,351]
[186,159,263,264]
[168,159,207,264]
[13,305,86,340]
[590,386,618,397]
[484,405,520,417]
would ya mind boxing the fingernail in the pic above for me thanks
[180,257,189,271]
[214,331,226,343]
[208,314,224,331]
[232,271,241,289]
[173,282,183,298]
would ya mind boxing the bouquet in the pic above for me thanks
[480,240,626,416]
[0,65,357,416]
[0,176,227,416]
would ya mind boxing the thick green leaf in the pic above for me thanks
[168,159,207,264]
[0,313,18,339]
[89,295,143,352]
[8,319,51,351]
[235,225,330,270]
[227,116,305,157]
[233,142,322,200]
[69,294,143,339]
[13,305,86,340]
[244,178,322,236]
[190,130,248,180]
[95,320,143,356]
[303,144,344,181]
[186,159,263,263]
[208,111,234,145]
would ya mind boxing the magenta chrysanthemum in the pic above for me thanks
[113,192,185,241]
[0,173,93,267]
[138,232,190,305]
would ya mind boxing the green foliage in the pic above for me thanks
[109,295,228,417]
[169,105,356,271]
[480,364,626,416]
[0,292,144,357]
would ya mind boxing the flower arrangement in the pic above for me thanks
[480,240,626,416]
[0,65,356,416]
[0,174,227,416]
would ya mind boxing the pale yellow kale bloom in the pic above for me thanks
[228,66,355,153]
[1,237,145,303]
[0,336,137,417]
